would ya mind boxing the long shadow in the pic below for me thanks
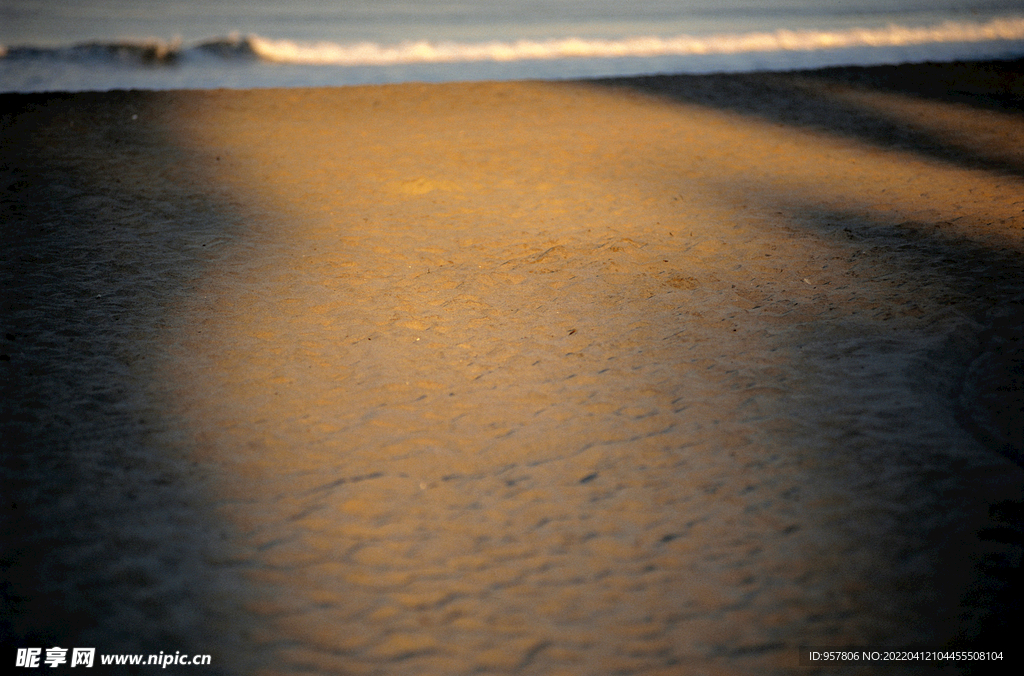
[1,91,249,672]
[797,59,1024,113]
[594,57,1024,178]
[770,203,1024,651]
[588,59,1024,658]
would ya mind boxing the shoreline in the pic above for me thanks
[3,46,1024,94]
[3,58,1023,674]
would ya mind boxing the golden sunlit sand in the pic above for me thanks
[3,60,1024,674]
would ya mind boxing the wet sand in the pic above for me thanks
[3,60,1024,675]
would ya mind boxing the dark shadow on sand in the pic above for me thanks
[594,57,1024,179]
[1,91,247,672]
[766,203,1024,653]
[588,60,1024,660]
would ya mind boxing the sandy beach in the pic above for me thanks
[3,60,1024,674]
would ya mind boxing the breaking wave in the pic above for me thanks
[3,16,1024,67]
[247,17,1024,66]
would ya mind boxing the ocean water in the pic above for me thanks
[2,1,1024,92]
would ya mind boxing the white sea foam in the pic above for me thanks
[246,16,1024,66]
